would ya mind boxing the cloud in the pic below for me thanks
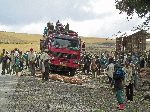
[0,0,94,25]
[0,21,46,34]
[0,14,146,38]
[82,0,116,15]
[0,0,148,37]
[0,24,10,31]
[20,22,45,34]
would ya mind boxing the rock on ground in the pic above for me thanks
[6,75,150,112]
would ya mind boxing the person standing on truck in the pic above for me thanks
[56,20,60,31]
[50,23,54,31]
[56,20,64,33]
[44,27,48,36]
[65,23,69,32]
[28,48,36,76]
[56,20,60,26]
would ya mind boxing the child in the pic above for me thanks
[113,64,125,110]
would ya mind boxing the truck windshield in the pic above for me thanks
[51,37,79,50]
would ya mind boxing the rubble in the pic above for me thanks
[6,74,150,112]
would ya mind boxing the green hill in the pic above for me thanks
[0,31,115,53]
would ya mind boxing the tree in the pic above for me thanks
[115,0,150,29]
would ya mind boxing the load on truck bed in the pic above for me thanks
[40,21,81,76]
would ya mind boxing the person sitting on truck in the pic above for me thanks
[43,27,48,36]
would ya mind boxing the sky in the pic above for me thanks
[0,0,148,38]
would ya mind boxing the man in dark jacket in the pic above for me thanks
[1,50,10,75]
[83,54,91,75]
[43,59,50,81]
[113,65,125,110]
[140,56,145,69]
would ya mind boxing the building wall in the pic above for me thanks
[116,30,147,54]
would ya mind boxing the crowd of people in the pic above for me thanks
[0,47,150,110]
[80,50,150,110]
[0,48,50,81]
[43,20,70,37]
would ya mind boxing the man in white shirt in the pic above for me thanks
[106,58,114,85]
[28,48,36,76]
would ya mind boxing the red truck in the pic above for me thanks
[40,22,81,76]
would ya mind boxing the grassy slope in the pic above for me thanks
[0,31,41,43]
[0,31,115,53]
[81,36,115,44]
[0,31,42,52]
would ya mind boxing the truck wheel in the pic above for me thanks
[70,69,76,76]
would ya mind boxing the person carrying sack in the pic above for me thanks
[40,50,51,81]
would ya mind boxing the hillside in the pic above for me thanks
[81,37,115,44]
[0,31,115,44]
[0,31,115,53]
[0,31,42,44]
[0,31,42,52]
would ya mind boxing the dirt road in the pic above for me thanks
[0,64,149,112]
[0,64,18,112]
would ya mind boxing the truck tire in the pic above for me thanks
[70,69,76,76]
